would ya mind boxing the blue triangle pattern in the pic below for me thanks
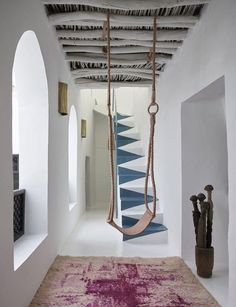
[116,123,132,134]
[118,167,146,184]
[117,113,130,121]
[118,167,145,176]
[117,135,138,148]
[120,188,151,199]
[117,149,142,165]
[119,175,145,184]
[120,188,153,210]
[122,215,167,241]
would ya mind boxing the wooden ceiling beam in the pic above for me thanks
[63,46,176,54]
[59,39,182,48]
[71,68,160,79]
[43,0,210,10]
[48,11,198,27]
[75,72,155,80]
[54,20,195,28]
[65,52,171,65]
[74,78,152,88]
[57,29,188,41]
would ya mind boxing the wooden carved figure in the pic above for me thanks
[204,185,214,248]
[197,193,209,248]
[190,195,200,245]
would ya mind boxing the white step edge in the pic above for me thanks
[118,129,140,140]
[117,119,135,127]
[120,156,146,167]
[118,132,140,140]
[122,205,162,219]
[123,230,168,244]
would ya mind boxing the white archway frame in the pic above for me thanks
[12,30,49,270]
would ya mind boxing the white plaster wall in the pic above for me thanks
[0,1,86,306]
[132,87,152,155]
[79,87,151,210]
[78,90,110,210]
[68,106,78,204]
[79,89,95,209]
[156,0,236,305]
[94,111,110,209]
[12,80,19,154]
[115,87,134,115]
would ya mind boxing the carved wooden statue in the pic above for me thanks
[197,193,210,248]
[189,185,214,278]
[204,185,214,248]
[190,195,200,245]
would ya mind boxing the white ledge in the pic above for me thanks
[14,233,47,271]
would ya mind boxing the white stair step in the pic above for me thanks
[119,129,140,141]
[119,144,144,156]
[120,177,152,187]
[122,205,161,221]
[123,229,168,245]
[118,132,140,140]
[117,119,135,128]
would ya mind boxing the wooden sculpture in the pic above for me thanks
[204,185,214,248]
[190,195,200,244]
[189,185,214,278]
[197,193,209,248]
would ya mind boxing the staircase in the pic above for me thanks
[115,113,168,242]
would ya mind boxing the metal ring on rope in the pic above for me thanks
[148,103,159,115]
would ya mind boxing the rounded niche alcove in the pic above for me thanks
[12,30,48,270]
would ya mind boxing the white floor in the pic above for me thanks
[60,209,228,306]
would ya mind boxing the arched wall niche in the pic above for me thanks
[12,30,49,270]
[181,77,229,268]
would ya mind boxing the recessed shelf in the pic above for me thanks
[14,233,47,271]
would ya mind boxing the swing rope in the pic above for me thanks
[106,11,159,236]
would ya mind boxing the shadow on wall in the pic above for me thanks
[181,76,229,267]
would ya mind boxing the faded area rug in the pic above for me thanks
[30,256,220,307]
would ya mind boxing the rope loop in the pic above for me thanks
[148,102,159,115]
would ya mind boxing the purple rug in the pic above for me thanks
[30,256,220,307]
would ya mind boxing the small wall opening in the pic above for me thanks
[12,30,48,270]
[181,77,229,270]
[68,105,78,209]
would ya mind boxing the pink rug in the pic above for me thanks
[30,256,220,307]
